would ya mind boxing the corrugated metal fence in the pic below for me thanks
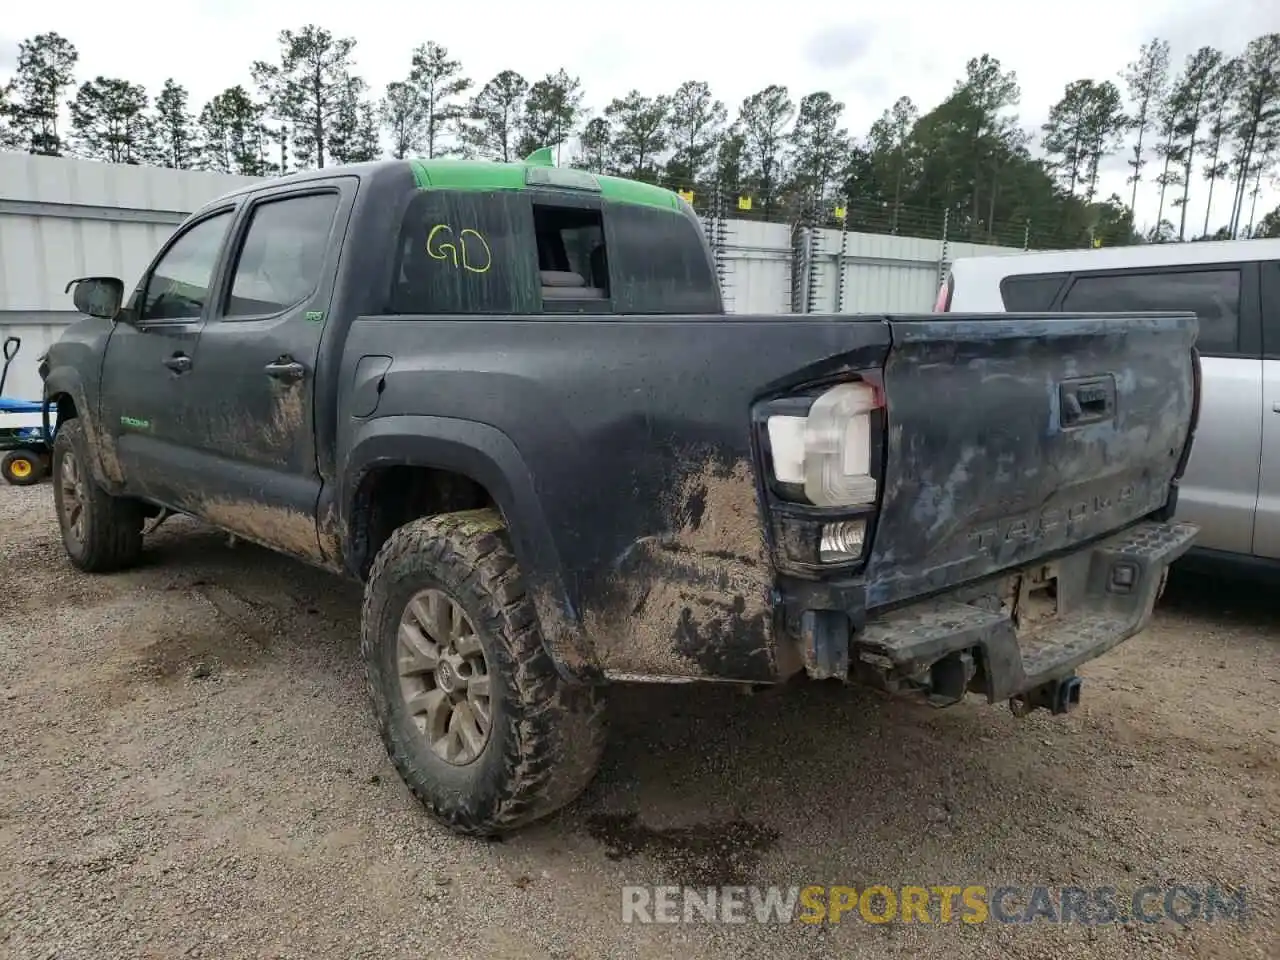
[0,152,1022,400]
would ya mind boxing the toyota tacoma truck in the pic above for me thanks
[41,152,1201,837]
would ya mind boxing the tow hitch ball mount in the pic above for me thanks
[1009,674,1082,718]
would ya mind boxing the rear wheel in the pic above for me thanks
[1,449,44,486]
[361,508,607,837]
[52,419,145,572]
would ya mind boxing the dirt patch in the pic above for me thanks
[0,529,111,616]
[198,384,307,472]
[316,498,344,568]
[70,405,124,485]
[2,483,1278,959]
[587,811,779,887]
[529,580,598,677]
[587,455,773,681]
[127,622,267,684]
[267,382,306,445]
[199,498,324,563]
[91,581,284,696]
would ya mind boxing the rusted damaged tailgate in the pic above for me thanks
[864,312,1199,609]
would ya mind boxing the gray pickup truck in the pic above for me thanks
[41,153,1200,837]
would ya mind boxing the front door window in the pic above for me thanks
[141,211,233,322]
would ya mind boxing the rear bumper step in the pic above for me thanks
[845,520,1197,705]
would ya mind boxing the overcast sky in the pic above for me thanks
[4,0,1279,235]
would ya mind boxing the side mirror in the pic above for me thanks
[65,276,125,320]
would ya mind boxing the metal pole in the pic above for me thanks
[937,208,951,288]
[836,193,850,313]
[786,221,800,314]
[804,189,821,314]
[711,180,729,310]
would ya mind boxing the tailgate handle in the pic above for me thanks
[1060,376,1116,428]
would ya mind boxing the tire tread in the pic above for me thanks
[360,508,607,836]
[52,419,144,572]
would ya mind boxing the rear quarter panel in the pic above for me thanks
[339,314,892,683]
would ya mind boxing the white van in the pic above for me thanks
[940,238,1280,572]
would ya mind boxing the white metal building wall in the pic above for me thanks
[720,219,1020,315]
[0,153,1022,400]
[0,153,260,401]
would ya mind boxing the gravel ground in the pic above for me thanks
[0,481,1277,959]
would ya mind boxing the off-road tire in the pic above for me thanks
[1,449,43,486]
[51,419,145,573]
[361,508,608,837]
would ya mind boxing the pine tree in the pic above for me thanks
[152,79,198,169]
[407,41,470,158]
[1200,58,1240,237]
[517,69,585,162]
[789,91,849,204]
[573,117,612,173]
[1227,33,1280,237]
[69,77,152,164]
[603,91,670,181]
[380,81,428,159]
[663,81,727,187]
[867,96,919,232]
[0,81,23,150]
[198,86,276,176]
[460,70,528,161]
[738,85,795,215]
[251,24,361,169]
[329,77,381,163]
[13,32,79,155]
[1120,39,1171,214]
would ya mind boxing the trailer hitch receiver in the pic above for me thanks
[1009,674,1082,717]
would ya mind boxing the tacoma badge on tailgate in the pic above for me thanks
[968,482,1139,550]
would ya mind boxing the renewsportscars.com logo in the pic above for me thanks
[620,884,1249,926]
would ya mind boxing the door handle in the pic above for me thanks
[163,353,192,373]
[1273,402,1280,414]
[264,358,306,381]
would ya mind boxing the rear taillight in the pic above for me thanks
[757,377,886,569]
[933,274,953,312]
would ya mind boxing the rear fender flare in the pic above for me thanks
[341,415,600,683]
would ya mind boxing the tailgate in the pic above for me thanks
[864,312,1198,608]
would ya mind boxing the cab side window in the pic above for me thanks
[388,190,539,315]
[140,211,233,322]
[1060,267,1243,356]
[999,275,1066,311]
[224,192,341,318]
[604,203,721,314]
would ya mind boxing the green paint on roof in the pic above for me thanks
[409,158,527,191]
[523,146,554,166]
[597,176,682,212]
[406,157,683,213]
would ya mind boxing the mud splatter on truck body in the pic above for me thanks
[42,157,1201,696]
[341,309,1196,689]
[39,156,1204,843]
[586,456,774,681]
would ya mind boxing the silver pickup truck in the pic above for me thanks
[943,238,1280,575]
